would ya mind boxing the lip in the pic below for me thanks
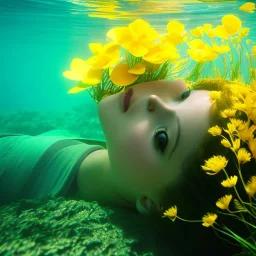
[123,88,133,112]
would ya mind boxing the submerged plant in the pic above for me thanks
[63,14,256,104]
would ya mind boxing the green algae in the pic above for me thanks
[0,196,168,256]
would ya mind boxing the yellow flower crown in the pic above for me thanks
[63,14,256,104]
[163,80,256,255]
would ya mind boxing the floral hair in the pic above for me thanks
[63,14,255,104]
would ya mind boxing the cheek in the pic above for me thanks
[116,126,160,186]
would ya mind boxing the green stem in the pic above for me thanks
[176,216,202,223]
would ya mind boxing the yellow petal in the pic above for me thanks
[213,25,229,39]
[187,39,205,49]
[123,40,149,57]
[221,175,238,187]
[63,58,90,81]
[252,45,256,55]
[221,139,231,149]
[202,213,218,227]
[239,28,250,38]
[128,19,150,36]
[208,125,222,136]
[144,27,160,41]
[187,49,205,62]
[203,45,218,61]
[63,70,83,81]
[83,69,102,85]
[216,195,232,210]
[89,43,104,55]
[248,139,256,159]
[143,42,179,64]
[222,15,242,36]
[167,21,185,36]
[239,2,256,12]
[110,63,138,86]
[68,86,88,94]
[103,42,120,55]
[71,58,89,73]
[212,43,230,53]
[203,24,212,32]
[128,62,146,75]
[106,27,132,44]
[191,26,204,37]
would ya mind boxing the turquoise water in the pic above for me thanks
[0,0,255,139]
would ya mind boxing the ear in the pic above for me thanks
[136,196,160,215]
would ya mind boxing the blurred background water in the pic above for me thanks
[0,0,255,140]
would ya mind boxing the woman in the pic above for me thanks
[1,16,255,255]
[0,78,211,212]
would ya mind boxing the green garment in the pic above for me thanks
[0,130,105,206]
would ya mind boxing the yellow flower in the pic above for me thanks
[209,91,221,101]
[246,39,252,44]
[86,42,120,69]
[208,125,222,136]
[190,26,204,37]
[245,176,256,197]
[212,43,230,54]
[239,125,256,141]
[221,176,238,187]
[201,155,228,175]
[239,2,256,13]
[107,19,159,57]
[239,28,250,38]
[249,109,256,124]
[187,39,217,62]
[202,213,218,227]
[237,148,251,163]
[236,95,255,115]
[128,62,146,75]
[216,195,232,210]
[143,41,180,64]
[63,58,103,93]
[212,25,229,39]
[232,138,241,151]
[162,206,177,221]
[230,118,246,131]
[221,138,232,148]
[227,123,237,134]
[248,139,256,159]
[222,15,242,36]
[221,109,237,118]
[202,24,216,38]
[252,45,256,56]
[110,63,139,86]
[163,20,187,46]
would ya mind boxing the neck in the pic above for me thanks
[76,149,132,209]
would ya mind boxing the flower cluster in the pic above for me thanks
[63,11,256,103]
[163,82,256,255]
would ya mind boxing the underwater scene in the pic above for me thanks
[1,0,256,255]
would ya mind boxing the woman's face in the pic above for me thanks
[98,80,213,206]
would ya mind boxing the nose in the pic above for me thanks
[147,94,176,118]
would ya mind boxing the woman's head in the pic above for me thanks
[98,79,214,214]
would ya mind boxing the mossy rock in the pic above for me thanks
[0,196,183,256]
[0,196,242,256]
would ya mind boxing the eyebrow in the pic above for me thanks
[168,116,181,160]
